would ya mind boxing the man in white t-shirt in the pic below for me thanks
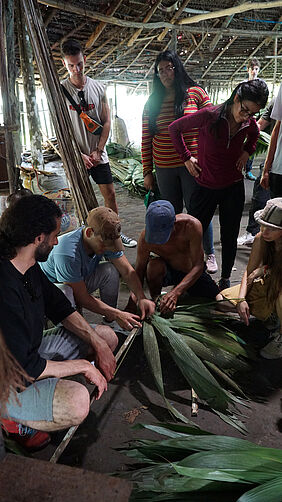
[60,39,137,248]
[261,83,282,197]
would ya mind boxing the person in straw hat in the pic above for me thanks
[219,198,282,359]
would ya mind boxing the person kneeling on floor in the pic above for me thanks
[0,195,118,451]
[219,198,282,359]
[126,200,221,315]
[40,207,155,333]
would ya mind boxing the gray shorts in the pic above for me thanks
[4,326,92,423]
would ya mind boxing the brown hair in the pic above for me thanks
[263,240,282,307]
[0,332,32,416]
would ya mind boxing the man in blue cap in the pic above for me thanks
[126,201,220,314]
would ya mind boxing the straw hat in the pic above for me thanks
[254,198,282,230]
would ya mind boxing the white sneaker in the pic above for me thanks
[121,233,137,247]
[260,332,282,359]
[206,254,218,274]
[237,232,255,246]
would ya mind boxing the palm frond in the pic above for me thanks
[118,424,282,502]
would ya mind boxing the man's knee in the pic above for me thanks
[147,258,166,281]
[53,380,90,426]
[94,325,118,351]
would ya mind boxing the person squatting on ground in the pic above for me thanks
[40,207,155,332]
[126,200,221,316]
[245,57,261,181]
[0,195,118,450]
[141,49,218,274]
[237,98,275,247]
[261,81,282,198]
[61,38,136,248]
[169,79,269,292]
[220,198,282,360]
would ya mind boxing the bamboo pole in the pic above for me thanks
[201,36,238,79]
[4,0,21,169]
[16,0,43,170]
[21,0,98,222]
[37,0,282,37]
[117,38,153,77]
[179,1,282,25]
[84,38,127,76]
[0,0,16,192]
[158,0,191,42]
[85,0,123,49]
[127,0,162,47]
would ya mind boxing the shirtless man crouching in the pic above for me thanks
[127,200,221,314]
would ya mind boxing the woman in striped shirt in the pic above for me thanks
[141,50,217,274]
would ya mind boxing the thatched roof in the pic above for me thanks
[31,1,282,88]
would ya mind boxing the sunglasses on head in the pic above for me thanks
[78,90,87,108]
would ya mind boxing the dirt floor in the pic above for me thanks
[3,163,282,475]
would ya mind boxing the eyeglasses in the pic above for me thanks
[157,65,175,77]
[239,101,257,118]
[78,90,87,108]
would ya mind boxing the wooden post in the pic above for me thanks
[0,0,16,191]
[16,0,43,169]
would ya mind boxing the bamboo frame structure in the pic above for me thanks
[21,0,98,222]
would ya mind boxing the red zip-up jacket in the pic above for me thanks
[168,105,259,189]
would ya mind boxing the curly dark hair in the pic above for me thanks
[61,38,83,57]
[211,78,269,137]
[147,50,198,135]
[0,195,62,260]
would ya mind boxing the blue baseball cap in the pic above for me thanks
[145,200,175,244]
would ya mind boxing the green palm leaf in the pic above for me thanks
[150,315,247,433]
[143,322,198,426]
[237,476,282,501]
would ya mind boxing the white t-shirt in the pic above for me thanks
[270,83,282,175]
[61,77,109,164]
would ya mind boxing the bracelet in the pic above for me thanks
[236,298,246,304]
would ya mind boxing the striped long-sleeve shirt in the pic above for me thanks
[142,86,211,176]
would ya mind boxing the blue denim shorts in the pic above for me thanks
[4,327,91,422]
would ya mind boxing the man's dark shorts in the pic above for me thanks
[89,162,113,185]
[163,263,219,299]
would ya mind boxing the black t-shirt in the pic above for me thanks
[0,260,74,380]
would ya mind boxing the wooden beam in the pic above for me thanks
[230,39,270,81]
[229,14,282,82]
[37,1,282,38]
[260,46,282,75]
[201,36,238,79]
[158,0,191,42]
[208,0,246,52]
[127,0,162,47]
[117,38,153,77]
[183,19,220,65]
[85,0,123,49]
[95,42,142,77]
[51,22,86,50]
[84,39,127,76]
[179,1,282,25]
[43,6,56,26]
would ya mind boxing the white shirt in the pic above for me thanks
[270,83,282,175]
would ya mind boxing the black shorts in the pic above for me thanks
[89,162,113,185]
[163,264,219,299]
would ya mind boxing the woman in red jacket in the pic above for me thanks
[169,79,269,290]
